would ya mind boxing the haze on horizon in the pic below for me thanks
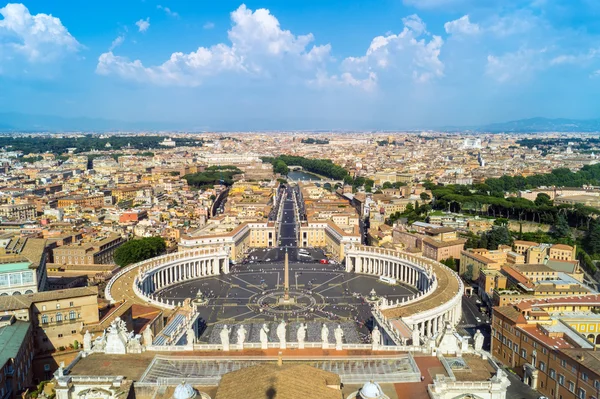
[1,0,600,130]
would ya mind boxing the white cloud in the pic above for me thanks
[136,18,150,33]
[0,3,80,64]
[550,48,599,65]
[444,15,480,35]
[203,22,215,30]
[109,35,125,51]
[332,14,444,87]
[157,5,179,18]
[485,48,545,82]
[591,70,600,78]
[97,5,332,86]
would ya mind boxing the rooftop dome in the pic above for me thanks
[359,380,383,399]
[173,381,196,399]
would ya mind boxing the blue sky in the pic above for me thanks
[1,0,600,130]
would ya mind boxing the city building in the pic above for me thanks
[0,315,34,399]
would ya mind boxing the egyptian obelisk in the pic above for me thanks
[284,249,290,300]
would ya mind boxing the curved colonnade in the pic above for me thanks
[106,248,230,310]
[345,245,463,340]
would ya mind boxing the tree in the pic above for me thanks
[382,182,393,189]
[534,193,553,207]
[440,257,456,270]
[584,222,600,255]
[420,192,431,201]
[273,160,289,176]
[463,264,474,281]
[485,226,512,250]
[114,237,167,267]
[552,214,571,239]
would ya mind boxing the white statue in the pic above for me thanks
[83,330,92,351]
[474,329,484,352]
[297,323,307,349]
[276,320,287,349]
[321,324,330,349]
[260,323,269,349]
[412,327,420,347]
[220,325,231,351]
[334,325,344,350]
[143,326,154,346]
[371,326,381,350]
[237,325,247,348]
[186,327,195,346]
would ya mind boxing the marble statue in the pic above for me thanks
[186,327,195,346]
[105,318,129,354]
[237,325,247,348]
[276,320,287,349]
[92,330,106,351]
[83,330,92,351]
[474,329,484,352]
[412,327,420,347]
[220,325,231,351]
[321,323,330,349]
[371,326,381,350]
[143,326,154,346]
[260,323,269,349]
[297,323,307,349]
[334,325,344,350]
[126,334,143,354]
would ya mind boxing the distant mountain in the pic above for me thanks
[0,112,187,132]
[476,117,600,133]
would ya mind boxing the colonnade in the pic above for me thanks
[129,249,230,305]
[347,253,430,291]
[346,245,463,341]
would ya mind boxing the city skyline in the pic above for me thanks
[1,0,600,129]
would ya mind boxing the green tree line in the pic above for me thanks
[114,237,166,267]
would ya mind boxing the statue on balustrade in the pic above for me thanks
[276,320,287,349]
[220,325,231,351]
[237,325,247,347]
[321,323,330,348]
[297,323,307,349]
[260,323,269,349]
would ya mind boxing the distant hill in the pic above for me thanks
[476,117,600,133]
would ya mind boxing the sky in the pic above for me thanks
[1,0,600,130]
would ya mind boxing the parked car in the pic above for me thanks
[320,259,329,264]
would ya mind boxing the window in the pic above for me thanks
[69,310,76,320]
[550,369,556,379]
[69,301,74,307]
[56,313,63,322]
[595,380,600,389]
[71,330,76,334]
[514,344,519,353]
[558,375,565,385]
[539,362,546,372]
[58,334,63,338]
[41,315,48,324]
[561,359,567,367]
[568,382,575,393]
[56,303,60,309]
[578,388,585,399]
[582,372,588,382]
[42,305,46,311]
[521,349,527,358]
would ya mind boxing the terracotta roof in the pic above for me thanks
[215,363,341,399]
[0,287,98,312]
[493,305,527,324]
[501,265,535,289]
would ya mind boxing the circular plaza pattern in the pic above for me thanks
[106,244,463,346]
[152,259,418,343]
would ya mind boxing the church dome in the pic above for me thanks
[359,380,383,399]
[173,381,196,399]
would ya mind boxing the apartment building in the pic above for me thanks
[52,233,124,265]
[0,287,100,353]
[0,204,36,221]
[0,316,34,399]
[57,195,104,208]
[492,296,600,399]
